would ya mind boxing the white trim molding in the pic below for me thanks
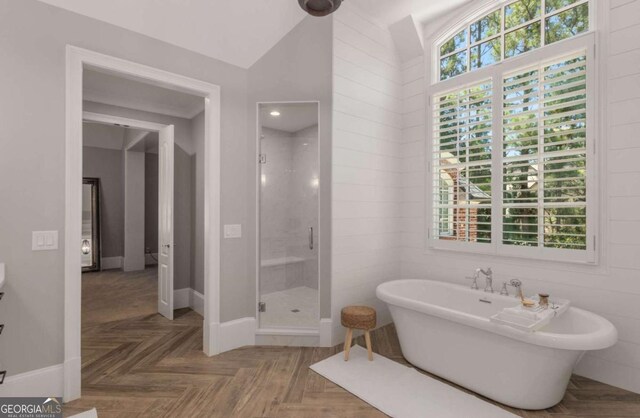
[218,318,256,353]
[0,364,64,397]
[190,290,205,316]
[319,318,333,347]
[65,45,221,402]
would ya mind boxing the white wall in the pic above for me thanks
[330,3,403,344]
[398,0,640,394]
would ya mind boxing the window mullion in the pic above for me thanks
[537,65,545,249]
[501,5,506,61]
[541,0,547,48]
[491,67,502,254]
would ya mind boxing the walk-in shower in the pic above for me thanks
[257,102,320,330]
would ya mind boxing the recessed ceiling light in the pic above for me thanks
[270,111,281,117]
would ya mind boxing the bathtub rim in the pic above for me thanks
[377,279,618,351]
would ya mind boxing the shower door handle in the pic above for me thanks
[309,227,314,250]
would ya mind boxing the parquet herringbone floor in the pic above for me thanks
[64,269,640,417]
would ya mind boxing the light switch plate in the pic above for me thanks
[223,224,242,239]
[32,231,59,251]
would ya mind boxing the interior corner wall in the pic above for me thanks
[330,3,404,345]
[0,0,249,378]
[247,15,333,320]
[402,0,640,394]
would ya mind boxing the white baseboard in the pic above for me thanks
[64,356,81,402]
[173,288,204,315]
[320,318,333,347]
[0,363,63,397]
[174,288,191,309]
[255,333,319,347]
[144,253,158,265]
[190,289,204,316]
[101,256,122,270]
[218,317,256,353]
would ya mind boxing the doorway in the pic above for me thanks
[256,102,320,331]
[65,46,222,401]
[82,112,176,320]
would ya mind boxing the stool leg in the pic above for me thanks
[364,330,373,361]
[343,328,353,361]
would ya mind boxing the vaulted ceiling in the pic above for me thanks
[37,0,309,69]
[350,0,472,27]
[38,0,472,69]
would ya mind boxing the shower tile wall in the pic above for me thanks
[260,126,319,296]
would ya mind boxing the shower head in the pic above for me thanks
[298,0,343,17]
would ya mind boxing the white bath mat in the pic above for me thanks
[69,408,98,418]
[310,345,517,418]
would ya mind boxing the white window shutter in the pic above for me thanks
[501,52,588,250]
[432,81,493,244]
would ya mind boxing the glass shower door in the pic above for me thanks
[258,102,319,329]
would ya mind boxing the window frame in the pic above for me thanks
[426,31,598,264]
[436,0,593,81]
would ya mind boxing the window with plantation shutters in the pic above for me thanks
[502,53,587,251]
[432,81,493,244]
[429,24,596,263]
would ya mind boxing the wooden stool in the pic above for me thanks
[341,306,376,361]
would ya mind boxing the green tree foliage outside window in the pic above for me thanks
[439,0,589,80]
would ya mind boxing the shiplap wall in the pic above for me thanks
[331,3,403,343]
[400,0,640,393]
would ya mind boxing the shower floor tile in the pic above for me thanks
[260,286,319,329]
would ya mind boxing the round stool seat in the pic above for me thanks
[341,306,376,330]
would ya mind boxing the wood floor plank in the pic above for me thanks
[64,268,640,417]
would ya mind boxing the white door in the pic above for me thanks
[158,125,175,319]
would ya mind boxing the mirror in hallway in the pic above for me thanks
[258,102,320,330]
[82,178,101,272]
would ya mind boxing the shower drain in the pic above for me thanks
[291,309,300,313]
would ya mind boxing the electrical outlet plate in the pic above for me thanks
[223,224,242,239]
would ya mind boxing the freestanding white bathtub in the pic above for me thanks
[376,279,617,410]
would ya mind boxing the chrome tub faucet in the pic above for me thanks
[476,267,493,293]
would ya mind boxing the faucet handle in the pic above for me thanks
[465,276,479,290]
[509,279,522,287]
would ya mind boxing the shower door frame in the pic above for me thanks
[254,101,322,334]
